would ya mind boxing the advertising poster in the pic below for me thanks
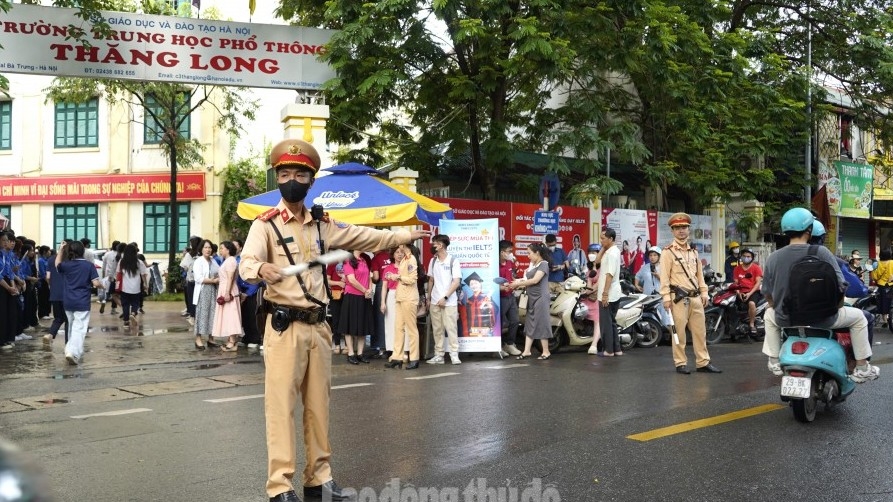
[601,208,654,257]
[433,198,589,271]
[830,160,873,218]
[438,218,502,352]
[655,212,713,267]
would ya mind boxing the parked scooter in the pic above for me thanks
[704,282,767,344]
[515,275,606,353]
[778,326,857,423]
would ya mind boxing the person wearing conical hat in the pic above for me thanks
[239,138,431,502]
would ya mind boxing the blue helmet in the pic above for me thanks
[588,243,601,253]
[780,207,814,233]
[811,220,826,237]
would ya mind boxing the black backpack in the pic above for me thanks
[784,245,843,325]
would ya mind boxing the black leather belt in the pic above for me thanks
[263,301,327,326]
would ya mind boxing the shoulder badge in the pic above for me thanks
[257,208,281,222]
[333,219,349,229]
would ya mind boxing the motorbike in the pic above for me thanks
[778,326,857,423]
[848,286,881,329]
[704,282,767,344]
[514,275,601,353]
[616,293,665,349]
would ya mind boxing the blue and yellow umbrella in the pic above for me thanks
[237,163,453,226]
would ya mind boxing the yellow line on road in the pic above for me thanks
[627,404,785,442]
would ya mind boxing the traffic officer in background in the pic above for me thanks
[659,213,722,375]
[239,139,429,502]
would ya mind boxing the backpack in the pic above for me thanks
[429,255,466,305]
[784,245,843,325]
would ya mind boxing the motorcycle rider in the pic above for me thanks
[761,208,879,382]
[732,248,763,335]
[724,241,741,283]
[809,220,875,345]
[871,247,893,329]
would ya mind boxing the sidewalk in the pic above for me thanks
[0,299,251,379]
[0,299,407,380]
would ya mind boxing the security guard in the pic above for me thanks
[239,139,429,502]
[658,213,722,374]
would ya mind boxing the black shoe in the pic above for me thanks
[405,361,419,370]
[384,360,402,369]
[675,365,691,374]
[356,354,370,364]
[371,348,385,359]
[305,480,351,501]
[139,308,145,314]
[270,490,301,502]
[99,303,105,314]
[696,363,723,373]
[347,355,359,365]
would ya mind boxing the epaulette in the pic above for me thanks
[257,208,281,222]
[322,212,331,223]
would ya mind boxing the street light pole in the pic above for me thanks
[805,1,813,204]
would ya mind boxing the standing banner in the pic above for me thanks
[602,208,653,256]
[830,160,874,218]
[432,198,588,271]
[438,218,502,352]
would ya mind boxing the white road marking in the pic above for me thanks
[405,372,461,380]
[204,384,374,403]
[204,394,264,403]
[485,364,529,369]
[331,383,374,390]
[70,408,152,419]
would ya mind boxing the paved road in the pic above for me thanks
[2,300,893,501]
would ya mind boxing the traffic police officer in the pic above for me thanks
[658,213,722,374]
[239,139,429,502]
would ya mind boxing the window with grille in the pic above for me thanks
[144,92,191,145]
[54,204,97,244]
[54,99,99,148]
[0,101,11,150]
[143,202,190,253]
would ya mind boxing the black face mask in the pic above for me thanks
[278,180,311,203]
[430,245,438,255]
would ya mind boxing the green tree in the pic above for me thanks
[45,0,256,291]
[220,158,266,241]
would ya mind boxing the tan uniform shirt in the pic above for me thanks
[659,240,708,304]
[394,254,419,303]
[239,201,411,309]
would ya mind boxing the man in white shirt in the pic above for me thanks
[598,228,623,356]
[99,241,119,315]
[426,234,463,364]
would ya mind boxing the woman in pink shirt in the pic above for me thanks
[339,250,374,364]
[379,247,402,359]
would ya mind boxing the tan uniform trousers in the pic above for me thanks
[669,297,711,369]
[392,300,420,361]
[263,316,333,497]
[430,304,459,356]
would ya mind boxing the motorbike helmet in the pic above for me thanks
[587,243,601,253]
[740,248,755,259]
[647,246,661,256]
[811,220,826,237]
[780,207,814,233]
[728,241,740,249]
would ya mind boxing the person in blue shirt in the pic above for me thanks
[18,244,40,332]
[56,239,102,365]
[37,245,51,320]
[44,246,69,344]
[544,233,568,294]
[0,231,21,350]
[233,238,262,348]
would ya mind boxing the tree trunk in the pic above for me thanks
[167,138,178,293]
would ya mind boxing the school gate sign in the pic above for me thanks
[0,3,335,90]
